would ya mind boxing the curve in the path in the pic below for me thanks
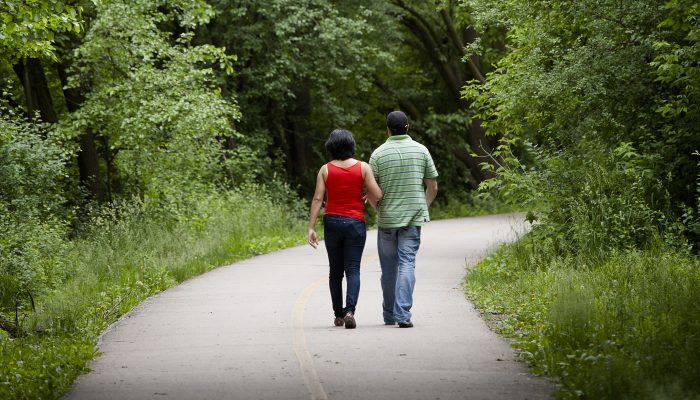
[64,213,553,400]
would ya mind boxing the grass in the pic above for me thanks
[0,186,307,400]
[465,235,700,399]
[430,191,515,220]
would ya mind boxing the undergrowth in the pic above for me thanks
[0,186,306,400]
[465,235,700,399]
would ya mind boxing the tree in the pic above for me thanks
[463,0,700,246]
[1,0,82,122]
[377,0,505,189]
[59,0,238,209]
[200,0,391,194]
[652,0,700,242]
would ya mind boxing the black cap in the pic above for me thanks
[386,111,409,135]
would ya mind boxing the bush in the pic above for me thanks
[488,142,678,261]
[0,112,70,334]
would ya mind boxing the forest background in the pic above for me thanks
[0,0,698,399]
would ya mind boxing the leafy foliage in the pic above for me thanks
[652,0,700,238]
[58,0,239,213]
[201,0,393,189]
[0,0,82,61]
[463,1,700,398]
[0,108,69,327]
[464,0,700,250]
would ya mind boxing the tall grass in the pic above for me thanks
[0,185,306,400]
[428,190,515,221]
[465,236,700,399]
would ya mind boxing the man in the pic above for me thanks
[369,111,438,328]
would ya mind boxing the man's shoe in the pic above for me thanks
[397,320,413,328]
[384,321,396,326]
[334,317,344,327]
[344,312,356,329]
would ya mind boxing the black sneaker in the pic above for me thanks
[397,320,413,328]
[344,312,356,329]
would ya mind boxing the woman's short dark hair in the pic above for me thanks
[325,129,356,160]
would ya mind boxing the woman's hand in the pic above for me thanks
[308,229,319,249]
[361,162,382,206]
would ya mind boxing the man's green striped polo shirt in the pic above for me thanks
[369,134,438,228]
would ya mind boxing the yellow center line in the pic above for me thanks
[292,277,328,400]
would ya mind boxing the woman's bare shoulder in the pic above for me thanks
[360,161,373,177]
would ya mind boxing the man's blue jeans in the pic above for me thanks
[324,214,367,317]
[377,226,421,323]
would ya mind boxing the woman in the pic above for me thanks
[308,129,382,329]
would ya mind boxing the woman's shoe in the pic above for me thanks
[334,316,344,327]
[343,312,356,329]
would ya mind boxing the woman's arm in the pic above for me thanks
[362,162,383,209]
[308,166,327,248]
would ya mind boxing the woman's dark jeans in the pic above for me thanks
[323,214,367,317]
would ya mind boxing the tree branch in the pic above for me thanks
[439,10,485,84]
[392,0,443,56]
[399,17,464,107]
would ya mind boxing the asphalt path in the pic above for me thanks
[65,213,553,400]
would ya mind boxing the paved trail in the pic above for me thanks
[65,214,553,400]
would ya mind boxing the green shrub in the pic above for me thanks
[487,143,679,261]
[0,112,70,333]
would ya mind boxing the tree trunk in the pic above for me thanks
[285,84,314,196]
[12,58,58,123]
[77,133,101,198]
[466,119,497,180]
[390,2,503,184]
[57,62,102,199]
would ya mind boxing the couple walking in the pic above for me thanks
[307,111,439,329]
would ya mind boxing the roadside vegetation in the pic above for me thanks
[1,2,501,398]
[1,0,698,399]
[0,181,306,400]
[463,0,700,398]
[467,239,700,399]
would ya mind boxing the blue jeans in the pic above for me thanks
[377,226,421,323]
[323,214,367,317]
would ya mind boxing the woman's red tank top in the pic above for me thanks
[325,161,365,222]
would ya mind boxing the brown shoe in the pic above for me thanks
[334,316,344,327]
[344,312,356,329]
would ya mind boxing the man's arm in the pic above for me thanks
[424,178,438,207]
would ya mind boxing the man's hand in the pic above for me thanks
[308,229,319,249]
